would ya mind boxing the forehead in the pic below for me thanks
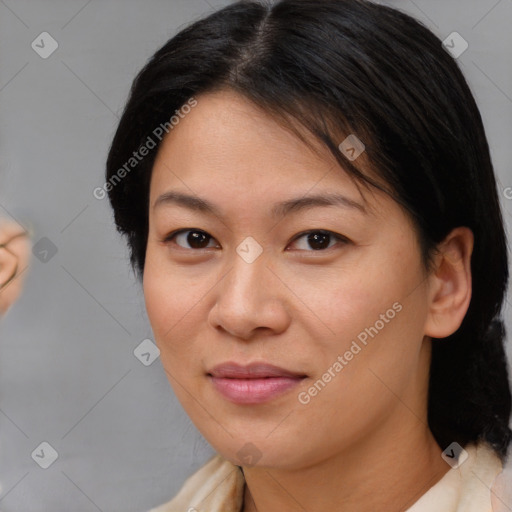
[149,90,373,209]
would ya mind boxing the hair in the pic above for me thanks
[105,0,512,461]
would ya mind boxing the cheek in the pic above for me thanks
[142,249,221,378]
[283,245,428,390]
[143,253,196,357]
[143,268,206,416]
[277,253,420,350]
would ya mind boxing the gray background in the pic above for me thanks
[0,0,511,511]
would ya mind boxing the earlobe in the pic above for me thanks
[424,227,474,339]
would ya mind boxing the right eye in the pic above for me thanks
[163,229,220,250]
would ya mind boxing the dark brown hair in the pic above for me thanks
[105,0,511,461]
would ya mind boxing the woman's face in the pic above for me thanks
[143,89,434,469]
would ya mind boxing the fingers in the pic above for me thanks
[0,218,32,315]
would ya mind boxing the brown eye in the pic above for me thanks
[164,229,218,250]
[289,230,348,251]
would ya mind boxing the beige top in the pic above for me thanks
[149,442,503,512]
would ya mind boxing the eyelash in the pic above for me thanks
[161,228,350,252]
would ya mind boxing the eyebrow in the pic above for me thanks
[153,190,367,218]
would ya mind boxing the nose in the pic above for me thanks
[208,251,291,341]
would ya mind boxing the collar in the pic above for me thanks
[149,442,503,512]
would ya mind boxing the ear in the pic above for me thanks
[424,227,474,339]
[0,220,31,316]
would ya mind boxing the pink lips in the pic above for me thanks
[207,362,307,404]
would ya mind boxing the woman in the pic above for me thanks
[105,0,512,510]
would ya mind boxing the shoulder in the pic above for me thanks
[148,453,245,512]
[406,441,503,512]
[457,442,505,511]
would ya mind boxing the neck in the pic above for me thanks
[242,405,449,512]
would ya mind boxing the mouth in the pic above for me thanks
[207,362,307,404]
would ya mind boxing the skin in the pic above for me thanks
[0,219,31,315]
[143,89,474,512]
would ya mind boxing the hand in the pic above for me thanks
[0,219,31,316]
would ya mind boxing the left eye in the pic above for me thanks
[288,230,348,251]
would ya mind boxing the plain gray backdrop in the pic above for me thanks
[0,0,511,511]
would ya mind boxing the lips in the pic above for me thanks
[207,362,307,404]
[207,362,307,379]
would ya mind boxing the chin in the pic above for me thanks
[209,434,313,471]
